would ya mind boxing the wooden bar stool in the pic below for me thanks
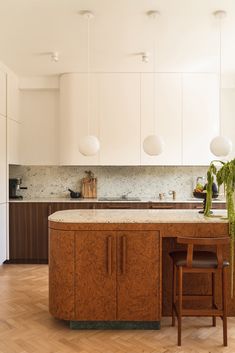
[170,237,230,346]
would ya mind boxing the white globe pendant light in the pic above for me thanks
[143,134,164,156]
[210,135,232,157]
[79,135,100,156]
[210,10,232,158]
[78,11,100,156]
[143,10,164,156]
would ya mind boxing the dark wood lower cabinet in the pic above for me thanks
[9,202,95,263]
[9,202,50,263]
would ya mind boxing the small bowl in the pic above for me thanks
[70,192,81,199]
[193,191,219,199]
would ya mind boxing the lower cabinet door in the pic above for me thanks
[9,202,49,262]
[75,231,117,320]
[117,230,160,321]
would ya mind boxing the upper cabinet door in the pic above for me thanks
[0,116,6,203]
[0,70,6,117]
[141,73,182,165]
[7,119,21,165]
[7,73,19,122]
[182,74,219,165]
[59,73,99,165]
[99,74,140,165]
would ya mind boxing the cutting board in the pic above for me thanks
[82,177,97,198]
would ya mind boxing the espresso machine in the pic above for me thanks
[9,178,27,199]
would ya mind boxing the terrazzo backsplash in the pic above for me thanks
[9,165,210,200]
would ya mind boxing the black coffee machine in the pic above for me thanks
[9,178,27,199]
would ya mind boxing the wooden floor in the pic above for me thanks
[0,265,235,353]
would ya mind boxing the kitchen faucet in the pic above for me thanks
[121,191,131,200]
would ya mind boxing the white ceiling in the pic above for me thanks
[1,0,235,76]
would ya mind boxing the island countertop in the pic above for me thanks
[48,209,228,224]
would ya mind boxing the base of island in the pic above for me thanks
[70,321,161,330]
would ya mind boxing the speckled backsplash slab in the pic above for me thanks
[9,165,209,200]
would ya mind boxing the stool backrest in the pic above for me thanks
[177,237,230,268]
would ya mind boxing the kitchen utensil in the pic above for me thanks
[68,189,81,199]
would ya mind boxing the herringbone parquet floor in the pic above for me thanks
[0,264,234,353]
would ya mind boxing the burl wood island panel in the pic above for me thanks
[48,209,231,328]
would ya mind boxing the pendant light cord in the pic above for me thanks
[87,16,91,135]
[153,19,157,134]
[219,18,222,135]
[153,37,156,133]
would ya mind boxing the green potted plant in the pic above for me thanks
[205,159,235,296]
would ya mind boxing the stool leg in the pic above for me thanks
[178,266,183,346]
[212,272,216,327]
[172,263,176,327]
[222,267,228,346]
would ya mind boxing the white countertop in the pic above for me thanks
[48,209,228,224]
[9,197,225,203]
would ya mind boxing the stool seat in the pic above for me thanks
[170,250,229,268]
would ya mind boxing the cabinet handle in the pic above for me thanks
[151,205,174,209]
[48,205,52,215]
[107,205,130,209]
[122,236,127,274]
[107,237,112,275]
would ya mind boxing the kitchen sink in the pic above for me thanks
[98,197,141,201]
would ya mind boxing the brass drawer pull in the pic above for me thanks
[122,236,127,274]
[107,205,130,209]
[151,205,174,209]
[107,237,112,275]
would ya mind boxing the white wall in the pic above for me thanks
[20,90,59,165]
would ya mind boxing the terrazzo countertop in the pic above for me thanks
[48,209,228,224]
[9,197,225,203]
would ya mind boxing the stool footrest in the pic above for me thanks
[181,309,223,316]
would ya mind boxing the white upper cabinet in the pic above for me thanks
[0,70,6,117]
[141,73,182,165]
[59,73,99,165]
[99,73,140,165]
[7,72,19,122]
[0,116,6,202]
[182,74,219,165]
[20,90,59,165]
[7,118,21,165]
[60,73,140,166]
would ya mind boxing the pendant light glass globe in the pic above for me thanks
[79,135,100,156]
[143,134,164,156]
[210,135,232,157]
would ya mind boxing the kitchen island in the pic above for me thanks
[48,209,231,329]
